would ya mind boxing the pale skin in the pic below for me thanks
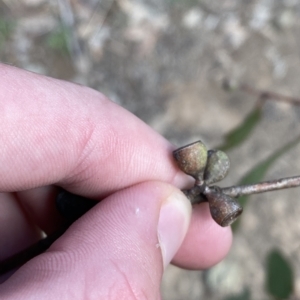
[0,64,232,299]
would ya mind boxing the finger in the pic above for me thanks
[0,64,188,197]
[0,182,192,298]
[6,190,232,272]
[0,193,42,262]
[0,187,64,270]
[16,186,64,234]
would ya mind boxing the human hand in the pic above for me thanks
[0,65,232,298]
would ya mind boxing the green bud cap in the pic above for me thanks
[204,150,230,185]
[173,140,208,180]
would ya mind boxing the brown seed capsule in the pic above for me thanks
[173,141,208,180]
[205,188,243,227]
[204,150,230,185]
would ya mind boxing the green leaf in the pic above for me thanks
[266,249,294,299]
[0,18,15,49]
[223,288,251,300]
[46,26,70,55]
[232,136,300,231]
[219,107,262,151]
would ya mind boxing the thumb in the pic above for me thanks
[0,182,191,299]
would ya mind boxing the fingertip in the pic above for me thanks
[158,189,192,269]
[172,203,232,269]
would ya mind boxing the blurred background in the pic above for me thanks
[2,0,300,299]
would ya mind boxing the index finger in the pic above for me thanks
[0,64,187,196]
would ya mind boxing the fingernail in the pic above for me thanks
[157,190,192,269]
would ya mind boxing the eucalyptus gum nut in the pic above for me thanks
[173,140,208,180]
[204,150,230,185]
[205,188,243,227]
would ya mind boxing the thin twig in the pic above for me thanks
[183,175,300,204]
[221,175,300,198]
[57,0,81,57]
[89,0,116,42]
[57,0,90,74]
[240,84,300,106]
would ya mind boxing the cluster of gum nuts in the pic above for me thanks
[173,140,243,227]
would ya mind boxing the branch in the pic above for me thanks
[183,175,300,204]
[221,175,300,198]
[240,83,300,106]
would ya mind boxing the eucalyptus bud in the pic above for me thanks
[173,140,208,181]
[205,188,243,227]
[204,150,230,185]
